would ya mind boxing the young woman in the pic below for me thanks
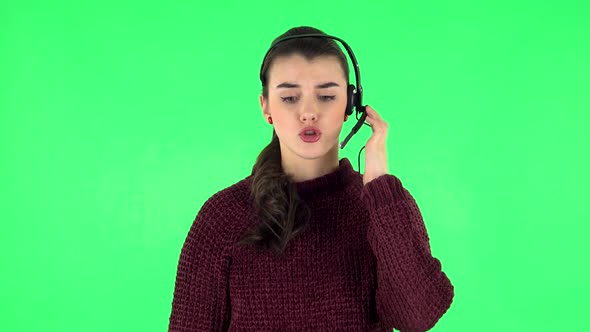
[168,26,454,332]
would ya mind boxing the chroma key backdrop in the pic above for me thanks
[1,0,588,331]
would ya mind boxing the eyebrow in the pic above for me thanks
[276,82,340,89]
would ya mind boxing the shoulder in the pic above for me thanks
[192,174,255,239]
[202,175,253,214]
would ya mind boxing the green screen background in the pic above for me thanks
[1,0,588,331]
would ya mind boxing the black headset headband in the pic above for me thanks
[259,34,363,109]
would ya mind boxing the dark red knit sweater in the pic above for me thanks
[168,158,454,332]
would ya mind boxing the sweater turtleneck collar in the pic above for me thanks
[293,157,356,198]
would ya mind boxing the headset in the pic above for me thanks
[260,33,371,173]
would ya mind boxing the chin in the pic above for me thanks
[295,141,337,160]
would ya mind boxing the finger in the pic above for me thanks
[366,113,388,136]
[365,105,382,119]
[365,106,384,125]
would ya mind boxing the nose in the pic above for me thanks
[300,112,317,122]
[299,97,318,122]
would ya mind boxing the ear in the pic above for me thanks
[260,94,269,117]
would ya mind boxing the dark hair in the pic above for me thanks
[237,26,350,257]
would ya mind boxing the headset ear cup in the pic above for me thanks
[346,84,356,116]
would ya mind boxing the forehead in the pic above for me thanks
[268,54,346,85]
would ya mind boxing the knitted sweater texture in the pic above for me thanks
[168,158,454,332]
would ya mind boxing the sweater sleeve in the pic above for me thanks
[360,174,454,332]
[168,195,232,332]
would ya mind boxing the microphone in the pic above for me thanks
[340,107,367,149]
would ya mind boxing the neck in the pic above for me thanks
[280,144,340,183]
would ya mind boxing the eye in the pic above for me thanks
[281,96,298,104]
[320,95,336,102]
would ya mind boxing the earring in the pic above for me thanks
[344,115,349,122]
[267,116,273,124]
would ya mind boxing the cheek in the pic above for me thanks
[333,98,348,116]
[337,97,348,111]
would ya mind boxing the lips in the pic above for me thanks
[299,126,321,136]
[299,126,321,143]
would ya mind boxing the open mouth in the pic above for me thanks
[299,131,321,143]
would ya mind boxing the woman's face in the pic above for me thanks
[260,53,348,164]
